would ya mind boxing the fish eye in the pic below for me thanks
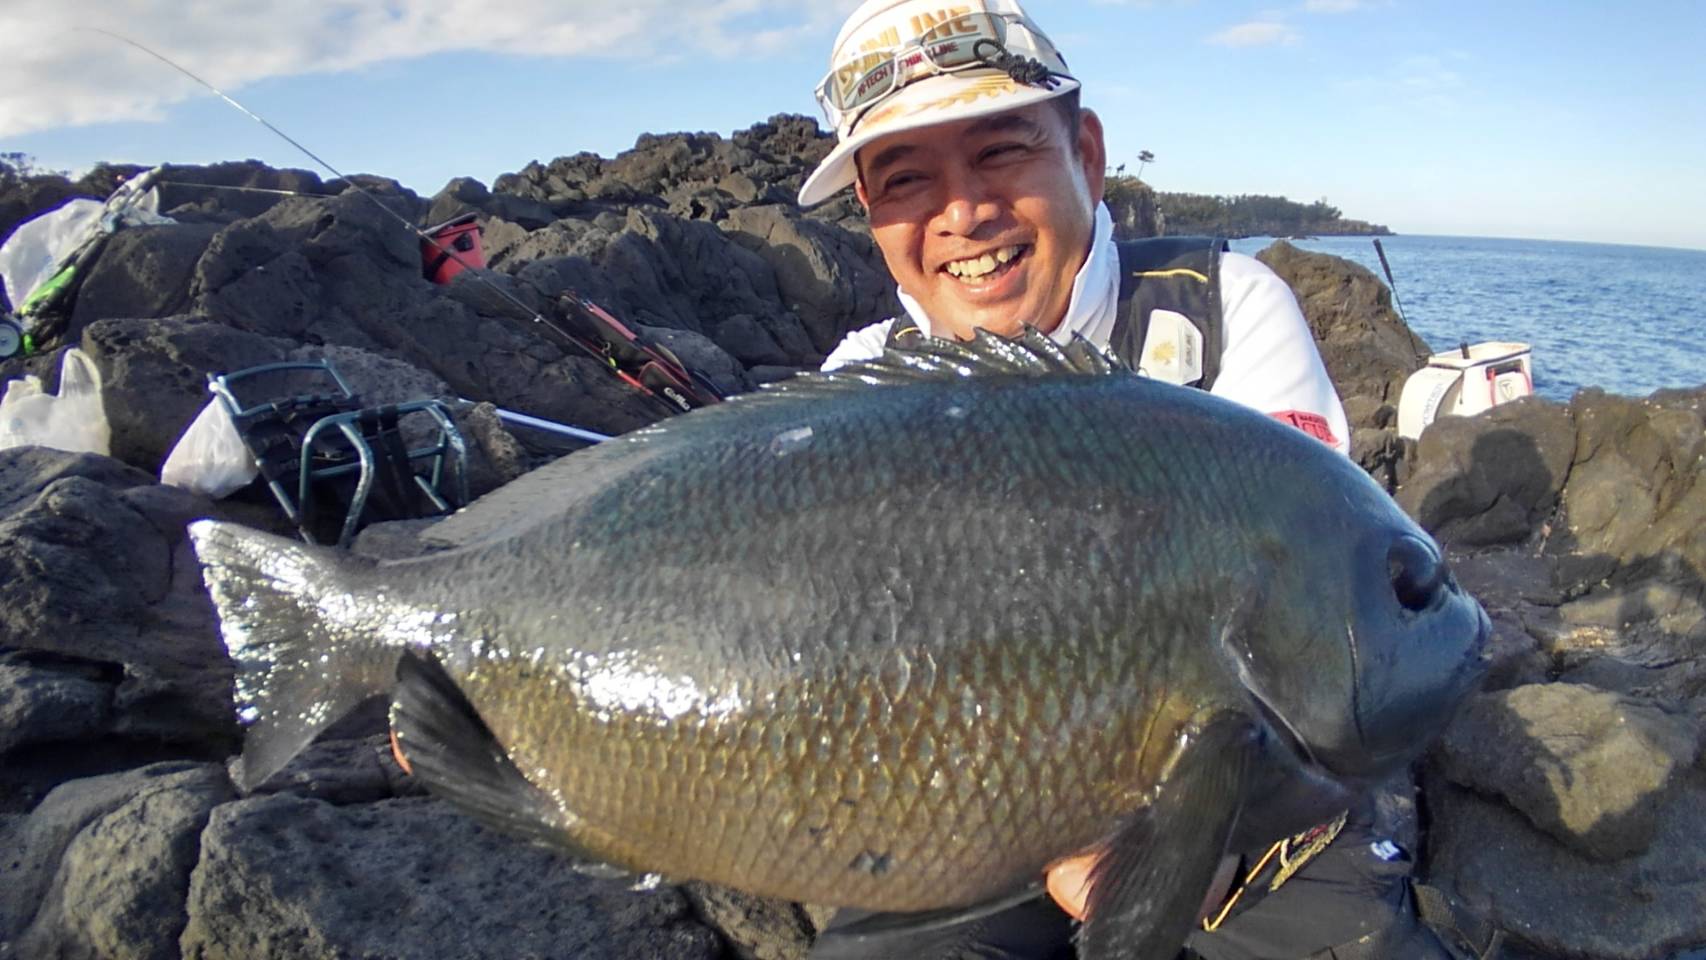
[1388,537,1446,613]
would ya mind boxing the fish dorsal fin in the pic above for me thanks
[760,327,1124,399]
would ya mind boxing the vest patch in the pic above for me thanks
[1138,309,1205,385]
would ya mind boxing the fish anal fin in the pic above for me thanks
[1078,714,1258,960]
[389,651,626,878]
[811,884,1048,953]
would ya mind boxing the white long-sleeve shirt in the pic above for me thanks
[823,204,1351,456]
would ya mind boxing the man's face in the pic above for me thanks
[855,100,1106,341]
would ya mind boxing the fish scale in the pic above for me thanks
[193,334,1489,955]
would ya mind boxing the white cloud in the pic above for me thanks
[1302,0,1365,12]
[0,0,855,138]
[1206,20,1300,47]
[1395,54,1466,91]
[1334,53,1470,118]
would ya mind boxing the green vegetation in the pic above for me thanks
[1156,183,1389,237]
[1102,170,1391,239]
[1,152,36,187]
[0,153,68,189]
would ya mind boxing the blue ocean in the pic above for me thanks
[1227,235,1706,402]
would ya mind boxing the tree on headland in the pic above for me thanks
[1,152,39,187]
[1135,150,1155,180]
[1151,191,1389,238]
[0,153,67,189]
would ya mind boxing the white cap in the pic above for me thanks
[798,0,1078,207]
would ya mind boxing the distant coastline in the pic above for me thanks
[1103,173,1393,240]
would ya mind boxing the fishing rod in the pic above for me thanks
[1371,238,1409,326]
[90,29,719,416]
[483,406,610,445]
[163,181,324,198]
[1371,238,1443,362]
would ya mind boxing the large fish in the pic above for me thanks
[191,332,1489,960]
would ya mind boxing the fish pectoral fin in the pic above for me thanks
[811,884,1048,951]
[1078,714,1258,960]
[390,651,626,878]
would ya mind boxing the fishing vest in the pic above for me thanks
[883,236,1228,391]
[1110,236,1227,391]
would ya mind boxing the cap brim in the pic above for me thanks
[798,69,1081,207]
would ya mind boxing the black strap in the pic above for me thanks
[359,406,422,521]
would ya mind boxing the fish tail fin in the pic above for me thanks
[189,519,395,790]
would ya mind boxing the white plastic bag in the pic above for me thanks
[0,199,104,310]
[0,348,111,455]
[161,397,257,499]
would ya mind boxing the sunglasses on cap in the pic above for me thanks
[813,12,1066,134]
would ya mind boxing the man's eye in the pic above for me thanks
[981,143,1029,163]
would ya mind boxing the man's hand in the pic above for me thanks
[1047,851,1242,925]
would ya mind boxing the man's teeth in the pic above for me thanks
[945,245,1023,279]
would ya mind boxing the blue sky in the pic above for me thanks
[3,1,1703,250]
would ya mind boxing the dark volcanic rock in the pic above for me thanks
[1103,177,1163,240]
[82,317,304,474]
[1435,683,1702,860]
[157,161,333,223]
[426,177,557,232]
[1396,396,1577,546]
[0,762,235,960]
[244,733,417,806]
[64,223,221,343]
[0,654,115,755]
[0,449,236,808]
[1256,240,1430,421]
[722,205,900,356]
[607,207,786,337]
[181,794,721,960]
[1551,387,1706,640]
[683,883,818,960]
[1425,772,1706,960]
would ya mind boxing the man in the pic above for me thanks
[797,2,1465,958]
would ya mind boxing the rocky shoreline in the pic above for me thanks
[1,115,1702,960]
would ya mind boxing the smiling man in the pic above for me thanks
[805,0,1349,457]
[799,2,1469,959]
[851,102,1100,343]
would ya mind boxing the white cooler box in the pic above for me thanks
[1397,342,1534,441]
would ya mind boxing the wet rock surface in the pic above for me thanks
[3,121,1704,959]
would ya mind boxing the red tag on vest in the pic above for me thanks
[1269,410,1340,447]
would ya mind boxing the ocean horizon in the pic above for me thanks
[1228,233,1706,403]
